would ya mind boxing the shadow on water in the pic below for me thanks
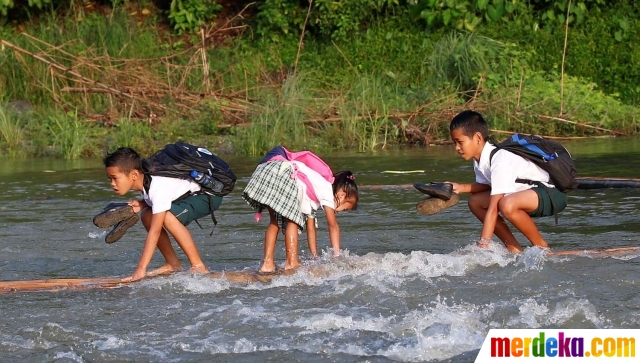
[0,137,639,362]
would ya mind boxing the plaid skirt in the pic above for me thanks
[242,160,306,230]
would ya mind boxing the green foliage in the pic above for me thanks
[482,70,638,136]
[168,0,222,34]
[478,0,640,105]
[1,0,49,16]
[0,0,54,16]
[256,0,305,42]
[409,0,605,31]
[409,0,521,31]
[529,0,605,29]
[257,0,401,40]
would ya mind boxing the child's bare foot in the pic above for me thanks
[258,260,277,274]
[284,261,301,270]
[189,263,209,275]
[148,264,182,277]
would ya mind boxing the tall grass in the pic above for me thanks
[108,118,156,155]
[0,107,26,157]
[429,31,507,92]
[236,72,312,156]
[331,76,392,151]
[47,110,90,159]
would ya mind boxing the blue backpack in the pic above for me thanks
[490,134,578,193]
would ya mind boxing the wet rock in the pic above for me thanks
[215,139,235,154]
[416,193,460,215]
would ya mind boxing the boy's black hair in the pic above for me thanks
[333,170,359,210]
[449,110,490,141]
[103,147,142,174]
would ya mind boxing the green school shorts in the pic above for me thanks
[529,186,568,218]
[169,193,223,226]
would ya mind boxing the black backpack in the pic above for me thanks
[141,142,236,231]
[142,141,236,196]
[490,134,578,193]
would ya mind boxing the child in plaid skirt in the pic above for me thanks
[243,148,359,274]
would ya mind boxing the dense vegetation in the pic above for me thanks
[0,0,638,158]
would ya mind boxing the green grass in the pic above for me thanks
[0,107,27,157]
[47,110,91,159]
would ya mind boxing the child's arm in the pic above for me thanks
[479,193,504,246]
[324,206,341,256]
[128,211,166,281]
[449,182,490,194]
[306,217,318,258]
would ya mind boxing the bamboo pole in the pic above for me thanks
[359,177,640,191]
[2,245,638,294]
[550,246,640,257]
[0,270,299,294]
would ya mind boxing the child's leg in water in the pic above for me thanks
[284,220,301,270]
[140,208,183,275]
[163,212,209,274]
[259,208,279,273]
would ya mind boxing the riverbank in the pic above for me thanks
[0,2,638,158]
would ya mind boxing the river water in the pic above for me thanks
[1,138,639,362]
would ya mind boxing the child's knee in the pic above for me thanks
[497,198,518,216]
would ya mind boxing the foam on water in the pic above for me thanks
[87,230,107,239]
[134,272,232,294]
[52,351,84,362]
[120,244,523,297]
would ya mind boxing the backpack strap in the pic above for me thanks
[187,191,218,236]
[206,193,217,236]
[143,173,152,194]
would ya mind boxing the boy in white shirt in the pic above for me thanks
[103,147,222,281]
[447,111,568,253]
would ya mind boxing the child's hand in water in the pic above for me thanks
[477,237,492,248]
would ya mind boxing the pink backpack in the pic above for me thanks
[267,146,334,202]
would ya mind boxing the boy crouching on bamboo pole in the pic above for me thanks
[446,111,568,253]
[101,148,222,281]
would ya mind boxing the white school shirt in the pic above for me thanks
[142,175,201,214]
[291,161,335,215]
[474,142,552,196]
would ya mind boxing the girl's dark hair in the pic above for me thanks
[103,147,142,174]
[449,110,490,141]
[333,170,359,209]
